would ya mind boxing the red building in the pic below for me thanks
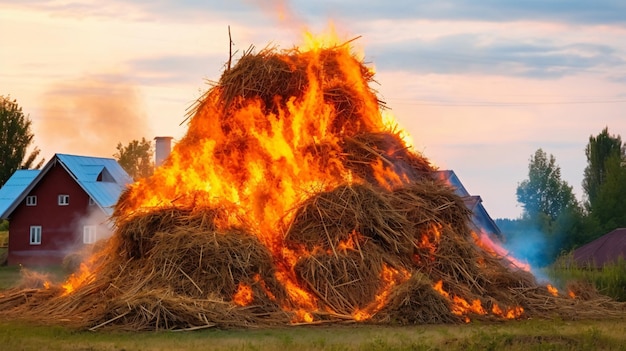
[0,154,132,265]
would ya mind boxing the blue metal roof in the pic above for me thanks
[56,154,133,216]
[435,170,501,237]
[0,170,41,219]
[0,154,132,219]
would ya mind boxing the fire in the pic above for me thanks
[61,262,93,296]
[114,31,398,322]
[336,230,361,253]
[568,290,576,299]
[547,284,559,297]
[492,303,524,319]
[422,224,441,259]
[53,30,536,327]
[471,231,531,272]
[433,280,524,321]
[352,264,410,321]
[433,280,485,322]
[233,283,254,306]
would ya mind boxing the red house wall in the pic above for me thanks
[8,161,107,265]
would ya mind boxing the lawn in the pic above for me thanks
[0,318,625,351]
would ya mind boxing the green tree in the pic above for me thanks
[516,149,578,221]
[114,138,154,180]
[582,127,624,210]
[515,149,582,264]
[590,153,626,232]
[0,95,44,187]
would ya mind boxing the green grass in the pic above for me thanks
[0,318,624,351]
[0,265,67,289]
[546,256,626,301]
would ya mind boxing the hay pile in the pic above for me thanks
[1,41,624,330]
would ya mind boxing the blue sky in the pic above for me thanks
[1,0,625,218]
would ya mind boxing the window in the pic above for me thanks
[26,195,37,206]
[83,225,97,244]
[58,194,69,206]
[30,226,42,245]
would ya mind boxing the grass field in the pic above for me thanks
[0,318,625,351]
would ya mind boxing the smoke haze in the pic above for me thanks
[35,76,152,158]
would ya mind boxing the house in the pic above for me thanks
[573,228,626,267]
[0,154,132,265]
[435,170,502,239]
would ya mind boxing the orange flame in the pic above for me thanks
[492,303,524,319]
[433,280,486,322]
[352,264,410,321]
[61,262,94,296]
[433,280,523,321]
[336,230,362,253]
[547,284,559,297]
[233,283,254,306]
[471,231,531,272]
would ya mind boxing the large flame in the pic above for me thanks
[54,31,538,326]
[112,32,410,319]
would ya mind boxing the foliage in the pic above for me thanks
[114,137,154,180]
[511,149,582,265]
[582,127,624,211]
[0,95,44,188]
[547,255,626,302]
[0,220,7,231]
[516,149,578,221]
[589,153,626,234]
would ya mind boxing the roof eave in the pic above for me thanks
[0,158,57,219]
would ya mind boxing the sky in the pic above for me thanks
[1,0,625,219]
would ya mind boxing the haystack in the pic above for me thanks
[1,40,625,331]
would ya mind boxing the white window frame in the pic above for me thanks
[30,226,42,245]
[58,194,69,206]
[26,195,37,206]
[83,225,97,244]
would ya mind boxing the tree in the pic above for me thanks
[0,95,44,187]
[515,149,582,264]
[582,127,624,210]
[516,149,578,221]
[114,138,154,180]
[590,152,626,232]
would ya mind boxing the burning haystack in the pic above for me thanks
[1,36,624,330]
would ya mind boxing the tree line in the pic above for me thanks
[497,127,626,266]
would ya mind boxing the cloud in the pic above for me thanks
[5,0,625,27]
[291,0,626,25]
[125,54,228,85]
[367,34,624,78]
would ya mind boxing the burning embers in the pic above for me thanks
[1,34,622,331]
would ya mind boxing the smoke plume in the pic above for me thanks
[36,76,152,158]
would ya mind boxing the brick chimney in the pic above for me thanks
[154,136,173,167]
